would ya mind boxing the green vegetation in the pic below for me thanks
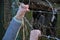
[10,0,60,39]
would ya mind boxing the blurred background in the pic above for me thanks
[0,0,60,40]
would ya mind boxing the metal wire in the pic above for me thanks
[24,17,33,29]
[14,0,60,40]
[24,17,60,40]
[31,10,52,14]
[41,35,60,40]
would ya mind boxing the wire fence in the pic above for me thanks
[11,0,60,40]
[23,17,60,40]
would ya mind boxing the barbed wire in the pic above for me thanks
[24,16,60,30]
[24,17,60,40]
[41,35,60,40]
[31,10,60,14]
[13,0,60,40]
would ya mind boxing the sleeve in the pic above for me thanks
[2,17,22,40]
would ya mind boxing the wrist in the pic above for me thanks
[13,16,22,23]
[15,11,25,20]
[15,15,23,20]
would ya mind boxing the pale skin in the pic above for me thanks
[15,3,29,20]
[30,30,41,40]
[16,4,41,40]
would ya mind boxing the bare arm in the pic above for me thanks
[3,3,29,40]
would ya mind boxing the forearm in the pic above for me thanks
[3,4,29,40]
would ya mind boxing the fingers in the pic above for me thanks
[20,3,29,8]
[26,9,30,12]
[22,5,29,11]
[19,3,29,12]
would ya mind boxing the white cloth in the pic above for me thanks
[30,30,41,40]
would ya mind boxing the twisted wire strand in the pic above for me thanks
[24,17,60,40]
[13,0,60,40]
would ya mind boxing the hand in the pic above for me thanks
[15,3,29,20]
